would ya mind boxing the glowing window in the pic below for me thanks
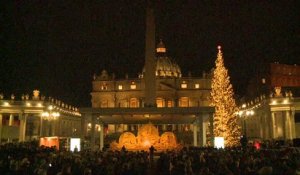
[118,85,123,90]
[181,83,187,89]
[195,84,200,89]
[130,82,136,89]
[179,97,189,107]
[156,98,164,108]
[130,98,138,108]
[262,78,266,84]
[167,100,173,107]
[156,47,166,53]
[101,83,107,90]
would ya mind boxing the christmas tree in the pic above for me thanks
[210,46,241,147]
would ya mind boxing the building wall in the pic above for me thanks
[91,75,211,108]
[240,96,300,141]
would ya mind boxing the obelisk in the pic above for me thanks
[144,3,156,107]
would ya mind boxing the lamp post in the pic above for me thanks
[40,105,60,137]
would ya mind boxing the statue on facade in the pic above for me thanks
[33,90,40,100]
[274,87,282,97]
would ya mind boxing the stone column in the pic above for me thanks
[209,113,214,146]
[0,114,2,144]
[18,113,27,142]
[9,114,14,126]
[282,111,287,139]
[193,123,198,146]
[264,112,269,139]
[40,115,43,138]
[81,114,87,149]
[172,124,176,131]
[290,110,296,139]
[123,124,128,131]
[259,115,263,139]
[99,124,104,151]
[162,124,166,131]
[270,112,276,139]
[57,117,61,136]
[284,110,291,140]
[198,116,206,147]
[50,120,56,136]
[91,115,96,151]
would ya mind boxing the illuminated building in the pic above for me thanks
[80,6,214,150]
[0,90,81,144]
[239,63,300,141]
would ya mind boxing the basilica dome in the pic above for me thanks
[142,40,182,78]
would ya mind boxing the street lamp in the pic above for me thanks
[40,106,60,137]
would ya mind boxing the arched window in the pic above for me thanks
[156,98,165,108]
[130,98,138,108]
[167,100,173,107]
[101,83,108,90]
[179,97,189,107]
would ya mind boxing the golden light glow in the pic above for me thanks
[144,114,150,118]
[195,83,200,89]
[42,112,49,117]
[246,110,254,116]
[96,124,101,131]
[110,123,181,151]
[271,100,277,105]
[156,98,164,107]
[42,111,60,119]
[156,47,166,53]
[238,111,244,116]
[26,102,31,107]
[3,102,9,106]
[179,97,189,107]
[143,140,151,147]
[37,103,42,107]
[118,85,123,90]
[130,84,136,89]
[48,105,53,110]
[130,98,138,108]
[283,99,289,104]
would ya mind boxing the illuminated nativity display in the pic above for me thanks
[110,123,181,151]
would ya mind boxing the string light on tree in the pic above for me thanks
[210,45,241,147]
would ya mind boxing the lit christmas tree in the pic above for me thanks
[210,46,241,147]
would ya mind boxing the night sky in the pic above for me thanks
[1,1,299,107]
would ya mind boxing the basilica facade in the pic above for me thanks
[80,6,215,150]
[88,40,213,147]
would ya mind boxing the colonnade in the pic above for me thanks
[247,109,296,140]
[270,110,296,139]
[0,112,81,144]
[0,113,28,143]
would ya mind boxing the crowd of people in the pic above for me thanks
[157,147,300,175]
[0,141,149,175]
[0,141,300,175]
